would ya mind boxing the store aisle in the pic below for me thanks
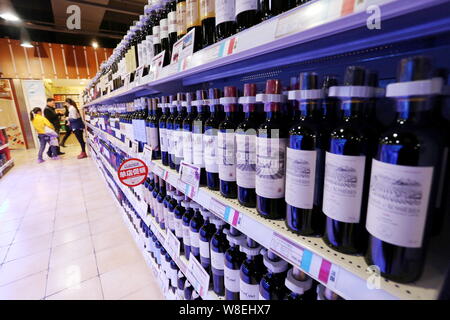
[0,146,163,300]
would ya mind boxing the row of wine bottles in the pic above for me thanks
[86,56,450,284]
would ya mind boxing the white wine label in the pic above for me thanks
[168,11,177,34]
[190,230,200,248]
[160,128,168,152]
[174,218,183,238]
[322,152,366,223]
[211,250,225,270]
[366,159,433,248]
[240,281,259,300]
[167,129,173,151]
[256,137,287,199]
[183,131,193,163]
[182,225,191,246]
[153,26,161,44]
[215,0,236,26]
[236,0,258,16]
[160,18,168,39]
[285,148,317,209]
[200,0,215,20]
[218,131,236,182]
[199,239,210,258]
[224,267,240,293]
[175,130,184,158]
[146,126,160,151]
[204,134,219,173]
[236,133,256,189]
[186,0,200,28]
[193,133,205,167]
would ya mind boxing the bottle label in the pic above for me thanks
[193,132,205,167]
[366,159,433,248]
[146,126,160,152]
[236,0,258,16]
[168,11,177,34]
[199,239,210,258]
[160,128,168,152]
[174,218,183,238]
[160,18,168,39]
[167,129,173,152]
[285,148,317,209]
[153,26,161,44]
[255,137,287,199]
[322,152,366,223]
[204,134,219,173]
[190,230,200,248]
[218,131,236,182]
[186,0,201,28]
[200,0,215,20]
[175,130,184,158]
[176,1,187,36]
[183,131,193,163]
[182,224,191,246]
[224,267,240,293]
[211,250,224,270]
[236,133,256,188]
[215,0,236,26]
[240,280,259,300]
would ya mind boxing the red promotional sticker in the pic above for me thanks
[118,158,148,187]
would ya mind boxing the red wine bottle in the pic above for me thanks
[167,1,178,55]
[174,92,187,171]
[167,96,179,170]
[193,90,211,186]
[215,0,237,41]
[200,0,216,47]
[186,0,203,51]
[365,56,446,283]
[153,4,163,55]
[236,0,261,32]
[260,0,284,21]
[182,92,198,165]
[160,1,171,66]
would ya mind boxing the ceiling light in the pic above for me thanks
[0,12,20,22]
[92,41,99,49]
[20,41,34,48]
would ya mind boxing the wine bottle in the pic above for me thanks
[365,56,446,283]
[199,208,217,276]
[176,0,187,40]
[163,184,175,233]
[322,66,374,255]
[320,75,340,130]
[224,227,246,300]
[153,5,162,55]
[147,98,161,160]
[160,1,171,65]
[259,251,288,300]
[181,197,194,259]
[200,0,216,47]
[204,88,224,190]
[316,284,343,300]
[177,271,187,299]
[173,193,186,252]
[236,0,261,32]
[167,96,179,169]
[156,179,167,230]
[256,79,288,220]
[210,218,229,296]
[189,202,204,261]
[152,175,160,219]
[159,96,171,166]
[182,92,198,165]
[193,90,211,186]
[286,72,325,236]
[167,0,178,58]
[236,83,260,208]
[260,0,284,21]
[218,86,240,199]
[215,0,236,41]
[285,267,316,300]
[239,237,265,300]
[186,0,203,51]
[174,93,187,171]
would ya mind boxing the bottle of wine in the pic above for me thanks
[153,4,162,55]
[259,251,288,300]
[177,271,187,299]
[285,267,316,300]
[159,96,171,166]
[147,98,161,160]
[167,0,178,57]
[199,208,217,276]
[316,284,343,300]
[204,88,224,190]
[193,90,211,186]
[236,83,260,208]
[286,72,325,236]
[152,175,161,220]
[174,93,187,171]
[189,202,204,261]
[173,193,186,253]
[200,0,216,47]
[181,197,195,259]
[215,0,236,41]
[239,237,265,300]
[218,86,240,199]
[163,184,176,234]
[256,79,288,220]
[182,92,198,165]
[320,75,339,131]
[210,218,229,296]
[160,1,171,65]
[186,0,203,51]
[260,0,284,21]
[176,0,187,40]
[236,0,260,32]
[167,96,179,169]
[365,56,446,283]
[156,179,167,229]
[322,66,374,255]
[224,227,246,300]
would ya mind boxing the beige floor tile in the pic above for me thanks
[0,250,50,286]
[14,223,54,242]
[120,283,164,300]
[46,276,103,300]
[46,253,99,296]
[21,213,55,228]
[54,213,89,231]
[89,214,125,235]
[95,243,142,275]
[92,228,134,253]
[0,218,21,235]
[0,230,16,247]
[87,204,120,222]
[50,237,94,268]
[5,233,52,262]
[52,222,91,247]
[0,271,48,300]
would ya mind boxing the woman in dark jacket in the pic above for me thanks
[65,98,87,159]
[60,105,73,147]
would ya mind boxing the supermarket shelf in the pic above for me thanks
[0,159,14,178]
[0,143,9,151]
[83,0,450,107]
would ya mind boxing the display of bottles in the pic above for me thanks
[239,238,265,300]
[204,88,224,190]
[182,197,195,259]
[218,86,240,199]
[182,92,197,165]
[210,217,229,296]
[199,208,216,276]
[256,79,288,219]
[159,96,171,165]
[192,90,210,186]
[285,267,316,300]
[167,98,179,169]
[176,0,187,39]
[174,93,188,171]
[286,72,326,236]
[186,0,203,51]
[189,202,204,260]
[224,227,246,300]
[259,250,288,300]
[146,98,161,159]
[236,83,260,208]
[236,0,260,32]
[200,0,216,47]
[365,57,446,283]
[215,0,236,41]
[322,66,375,255]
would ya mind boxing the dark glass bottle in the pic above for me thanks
[210,218,229,296]
[182,92,198,165]
[322,66,374,255]
[320,75,340,132]
[160,2,171,66]
[184,281,194,300]
[256,79,288,220]
[173,194,186,252]
[193,90,211,186]
[152,175,161,219]
[176,0,187,40]
[224,227,246,300]
[177,271,186,299]
[189,202,204,261]
[159,96,171,166]
[147,98,161,160]
[200,0,216,47]
[199,209,217,277]
[260,0,285,21]
[204,88,224,190]
[147,173,155,215]
[218,86,240,199]
[153,5,162,55]
[259,251,288,300]
[167,98,179,170]
[239,238,266,300]
[236,83,260,208]
[181,198,195,260]
[365,57,446,283]
[174,93,187,171]
[169,259,179,291]
[163,184,173,231]
[316,284,343,300]
[215,0,236,41]
[285,267,316,300]
[167,1,178,56]
[286,72,325,236]
[167,186,179,235]
[186,0,203,52]
[156,179,167,230]
[236,0,261,32]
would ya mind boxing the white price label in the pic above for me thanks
[179,161,201,190]
[185,255,210,299]
[164,229,181,258]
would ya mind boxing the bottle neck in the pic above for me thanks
[265,102,283,117]
[340,99,365,119]
[395,97,433,124]
[298,100,318,117]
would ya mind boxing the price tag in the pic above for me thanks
[164,229,181,259]
[171,28,195,65]
[131,141,139,155]
[208,198,241,227]
[269,233,304,267]
[150,50,166,80]
[143,145,153,163]
[185,255,210,299]
[179,161,201,197]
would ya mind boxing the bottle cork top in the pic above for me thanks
[265,79,282,94]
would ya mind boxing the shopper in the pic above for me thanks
[60,105,72,147]
[30,107,59,163]
[44,98,65,156]
[66,98,87,159]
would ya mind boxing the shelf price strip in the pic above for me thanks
[208,198,241,227]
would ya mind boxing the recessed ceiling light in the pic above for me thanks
[0,12,20,22]
[20,41,34,48]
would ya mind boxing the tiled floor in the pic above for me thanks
[0,144,163,300]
